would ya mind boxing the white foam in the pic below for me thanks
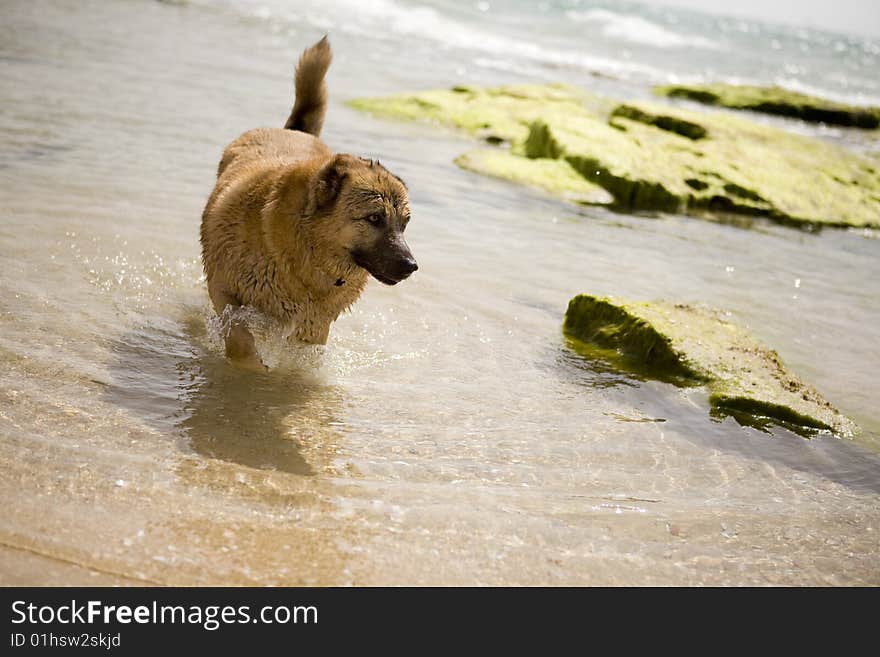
[331,0,673,79]
[566,8,724,50]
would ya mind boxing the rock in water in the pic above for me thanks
[655,83,880,129]
[563,294,857,437]
[351,84,880,229]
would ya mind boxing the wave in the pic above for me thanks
[566,8,724,50]
[323,0,671,78]
[197,0,673,82]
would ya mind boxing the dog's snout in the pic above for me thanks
[390,238,418,280]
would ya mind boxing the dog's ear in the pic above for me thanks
[304,154,359,217]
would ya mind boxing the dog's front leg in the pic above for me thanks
[291,318,331,346]
[208,279,267,370]
[225,320,267,371]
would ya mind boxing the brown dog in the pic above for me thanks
[200,37,417,367]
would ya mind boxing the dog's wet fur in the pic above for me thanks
[200,37,416,367]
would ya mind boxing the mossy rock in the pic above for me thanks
[563,294,857,437]
[655,83,880,129]
[349,83,605,145]
[524,104,880,226]
[351,84,880,229]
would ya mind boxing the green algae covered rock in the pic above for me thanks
[350,83,606,145]
[541,102,880,226]
[351,84,880,229]
[563,294,857,437]
[655,83,880,129]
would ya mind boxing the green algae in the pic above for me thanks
[454,149,613,205]
[563,294,857,437]
[655,83,880,129]
[610,104,708,140]
[348,83,599,146]
[351,84,880,229]
[563,295,704,383]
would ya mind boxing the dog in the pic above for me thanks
[200,36,417,368]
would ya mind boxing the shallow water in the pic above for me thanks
[1,0,879,585]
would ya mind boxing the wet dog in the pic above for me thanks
[200,37,417,368]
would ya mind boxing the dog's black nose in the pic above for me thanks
[400,258,418,276]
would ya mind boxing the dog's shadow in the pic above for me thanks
[104,309,341,476]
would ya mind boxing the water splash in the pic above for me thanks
[205,304,325,372]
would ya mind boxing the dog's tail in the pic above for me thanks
[284,36,332,137]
